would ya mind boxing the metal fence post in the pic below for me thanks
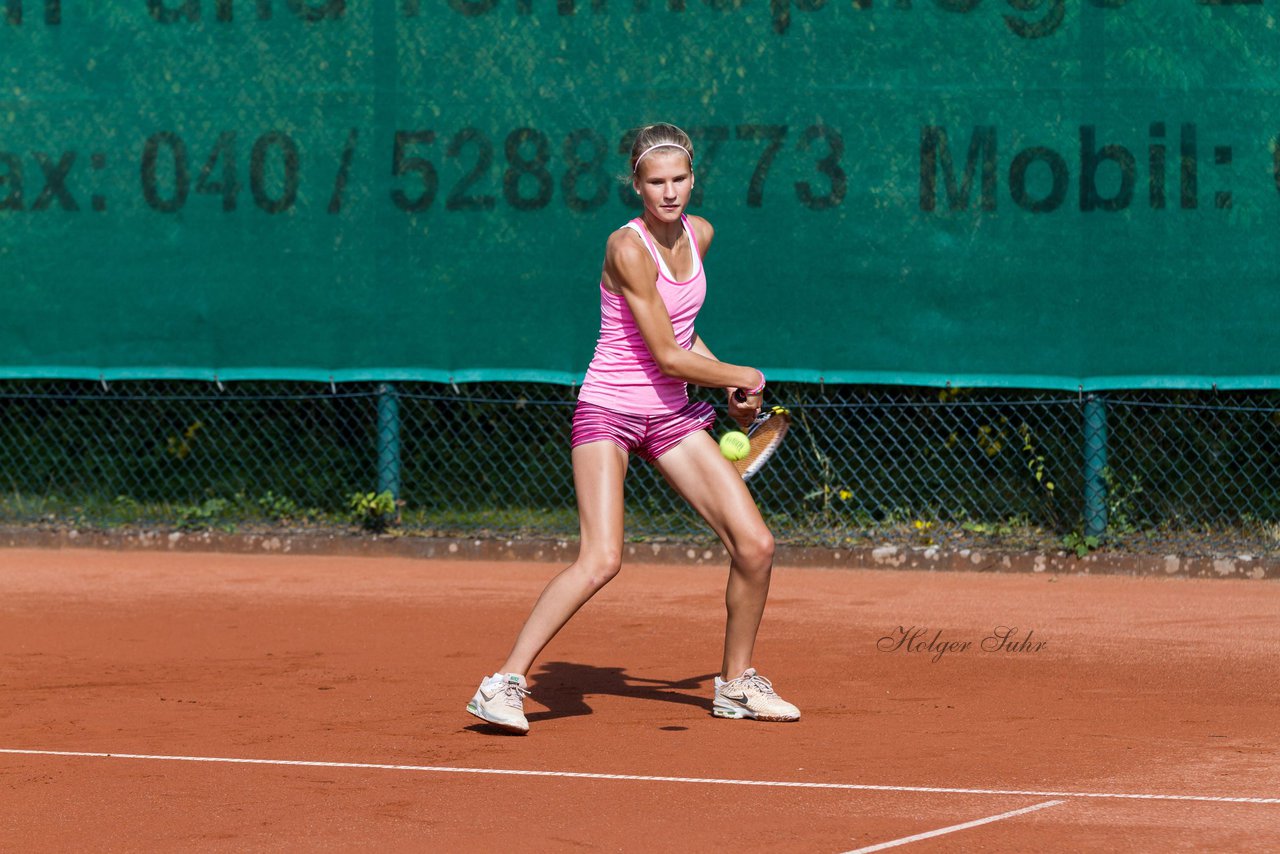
[1083,394,1108,538]
[377,383,401,500]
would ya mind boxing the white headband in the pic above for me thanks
[633,143,692,173]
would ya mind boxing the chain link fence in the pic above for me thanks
[2,380,1278,558]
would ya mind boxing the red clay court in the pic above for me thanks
[2,546,1277,851]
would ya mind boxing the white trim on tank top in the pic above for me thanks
[622,217,701,283]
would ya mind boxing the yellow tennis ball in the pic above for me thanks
[719,431,750,461]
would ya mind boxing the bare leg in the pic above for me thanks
[498,440,629,676]
[652,430,775,679]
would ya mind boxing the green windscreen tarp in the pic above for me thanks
[2,1,1278,389]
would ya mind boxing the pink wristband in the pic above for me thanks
[746,370,766,396]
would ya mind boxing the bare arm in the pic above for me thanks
[689,332,716,361]
[603,229,760,392]
[691,332,762,429]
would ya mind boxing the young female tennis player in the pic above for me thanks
[466,123,799,733]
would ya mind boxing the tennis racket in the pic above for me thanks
[730,390,791,481]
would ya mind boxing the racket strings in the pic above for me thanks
[735,412,791,479]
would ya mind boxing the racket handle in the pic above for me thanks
[733,389,748,403]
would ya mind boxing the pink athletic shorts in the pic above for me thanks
[571,399,716,462]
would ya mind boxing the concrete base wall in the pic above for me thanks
[2,526,1276,580]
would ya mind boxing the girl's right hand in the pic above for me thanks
[728,389,761,430]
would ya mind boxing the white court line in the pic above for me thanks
[841,799,1065,853]
[1,749,1278,805]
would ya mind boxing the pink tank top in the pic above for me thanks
[578,215,706,414]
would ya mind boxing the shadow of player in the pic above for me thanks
[524,662,717,723]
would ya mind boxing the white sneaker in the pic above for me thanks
[466,673,531,734]
[713,668,800,722]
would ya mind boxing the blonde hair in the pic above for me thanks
[629,123,694,175]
